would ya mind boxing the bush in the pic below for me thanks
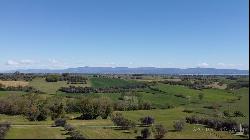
[233,111,245,117]
[111,113,136,130]
[55,118,67,127]
[198,93,204,100]
[153,124,167,139]
[78,97,113,120]
[139,116,155,126]
[138,102,152,110]
[45,75,60,82]
[141,128,151,139]
[47,97,65,120]
[223,110,231,117]
[186,116,239,132]
[0,122,11,139]
[242,124,249,135]
[64,124,75,131]
[26,102,48,121]
[68,130,86,139]
[173,120,185,131]
[183,109,193,113]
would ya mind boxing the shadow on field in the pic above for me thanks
[168,129,178,132]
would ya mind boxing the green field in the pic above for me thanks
[90,77,139,88]
[0,75,249,139]
[5,125,67,139]
[29,77,89,94]
[0,91,27,97]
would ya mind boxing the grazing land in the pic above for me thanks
[0,73,249,139]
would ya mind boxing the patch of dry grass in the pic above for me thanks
[0,80,29,87]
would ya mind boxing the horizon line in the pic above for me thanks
[1,66,249,72]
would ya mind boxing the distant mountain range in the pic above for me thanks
[3,67,249,75]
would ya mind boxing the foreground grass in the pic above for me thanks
[5,125,68,139]
[0,91,27,97]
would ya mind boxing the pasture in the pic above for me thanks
[0,74,248,139]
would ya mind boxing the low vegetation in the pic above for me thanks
[0,73,248,139]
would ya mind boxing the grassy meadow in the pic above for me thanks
[0,74,248,139]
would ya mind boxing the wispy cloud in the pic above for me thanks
[5,59,35,66]
[216,62,245,69]
[47,59,68,68]
[198,62,209,68]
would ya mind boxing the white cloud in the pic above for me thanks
[217,63,226,66]
[49,59,60,64]
[20,59,35,65]
[198,62,209,67]
[47,59,68,68]
[6,60,19,66]
[216,63,245,69]
[103,62,117,67]
[5,59,35,66]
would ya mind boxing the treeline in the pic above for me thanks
[114,100,152,111]
[186,115,249,135]
[45,73,87,84]
[0,94,116,121]
[0,85,42,93]
[0,72,37,81]
[59,83,148,94]
[226,80,249,90]
[160,80,210,90]
[0,94,66,121]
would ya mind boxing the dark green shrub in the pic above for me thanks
[141,128,151,139]
[153,124,167,139]
[64,124,75,131]
[183,109,193,113]
[55,118,67,127]
[233,111,245,117]
[111,113,136,130]
[173,120,185,131]
[68,130,86,139]
[45,75,60,82]
[0,122,11,139]
[139,116,155,126]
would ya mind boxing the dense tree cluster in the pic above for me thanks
[186,115,240,132]
[59,83,148,94]
[226,80,249,90]
[45,74,60,82]
[76,97,113,120]
[160,80,210,90]
[62,73,87,84]
[0,85,42,93]
[0,72,37,81]
[47,96,66,120]
[45,73,87,84]
[0,94,65,121]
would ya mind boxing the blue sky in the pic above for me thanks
[0,0,249,70]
